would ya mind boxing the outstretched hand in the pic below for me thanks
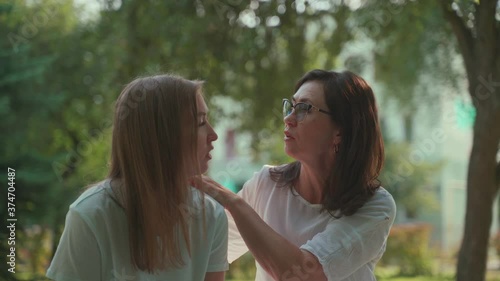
[190,175,237,207]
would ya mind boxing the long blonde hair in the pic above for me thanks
[108,74,203,272]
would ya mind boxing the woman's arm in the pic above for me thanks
[197,176,327,281]
[197,176,396,280]
[204,272,225,281]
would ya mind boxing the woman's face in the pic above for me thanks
[195,93,218,174]
[283,81,341,164]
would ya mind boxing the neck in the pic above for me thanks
[296,161,332,204]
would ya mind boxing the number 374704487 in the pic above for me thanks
[7,168,15,218]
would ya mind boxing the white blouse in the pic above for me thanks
[227,165,396,281]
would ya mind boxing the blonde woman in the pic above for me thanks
[46,75,227,281]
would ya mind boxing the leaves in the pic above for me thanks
[2,0,482,277]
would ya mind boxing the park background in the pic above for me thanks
[1,0,499,280]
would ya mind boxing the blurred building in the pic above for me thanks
[340,39,499,255]
[381,89,489,254]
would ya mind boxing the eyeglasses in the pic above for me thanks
[282,98,333,122]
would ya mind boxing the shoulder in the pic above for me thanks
[255,164,275,179]
[69,180,120,222]
[238,165,277,199]
[350,187,396,226]
[247,164,276,187]
[70,181,111,211]
[368,187,397,215]
[204,192,227,220]
[190,187,227,221]
[236,164,287,209]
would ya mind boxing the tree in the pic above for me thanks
[381,141,441,220]
[0,0,121,277]
[440,1,500,280]
[350,0,453,222]
[354,1,498,277]
[0,2,63,279]
[95,0,356,156]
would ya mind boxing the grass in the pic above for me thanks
[228,276,498,281]
[226,265,500,281]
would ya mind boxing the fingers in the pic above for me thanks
[189,176,238,207]
[192,176,220,197]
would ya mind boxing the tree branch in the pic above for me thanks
[439,0,475,78]
[475,0,497,42]
[497,161,500,189]
[475,0,498,73]
[496,26,500,80]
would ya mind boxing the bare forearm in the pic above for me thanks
[204,272,224,281]
[195,176,326,280]
[226,197,323,280]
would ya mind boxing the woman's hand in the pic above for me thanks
[192,175,327,280]
[190,175,238,207]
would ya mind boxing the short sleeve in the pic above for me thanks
[300,190,396,280]
[46,209,101,281]
[206,208,230,272]
[227,167,265,263]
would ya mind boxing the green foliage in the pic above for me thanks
[381,142,442,219]
[0,1,117,278]
[380,223,434,276]
[1,0,359,277]
[226,253,257,280]
[357,0,460,113]
[91,0,357,155]
[0,0,474,279]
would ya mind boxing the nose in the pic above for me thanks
[284,110,297,127]
[207,123,218,142]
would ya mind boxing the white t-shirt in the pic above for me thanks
[47,179,229,281]
[228,165,396,281]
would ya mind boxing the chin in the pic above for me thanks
[199,163,209,174]
[284,146,296,158]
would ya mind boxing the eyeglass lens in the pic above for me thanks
[283,100,309,121]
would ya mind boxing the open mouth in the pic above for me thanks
[206,147,214,159]
[284,131,294,140]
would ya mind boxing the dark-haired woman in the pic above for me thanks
[197,70,396,281]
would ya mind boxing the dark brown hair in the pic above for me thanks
[108,74,203,272]
[270,70,384,217]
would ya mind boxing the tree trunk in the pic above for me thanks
[403,113,413,143]
[457,104,500,281]
[441,1,500,280]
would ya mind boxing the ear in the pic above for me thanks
[329,130,342,155]
[331,129,342,146]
